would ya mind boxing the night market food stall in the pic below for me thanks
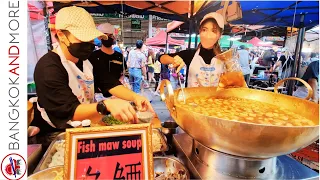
[27,50,319,180]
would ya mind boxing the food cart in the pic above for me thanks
[28,50,319,180]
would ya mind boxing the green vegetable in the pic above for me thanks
[102,115,125,125]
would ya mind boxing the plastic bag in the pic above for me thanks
[120,76,131,89]
[217,49,247,88]
[142,79,150,89]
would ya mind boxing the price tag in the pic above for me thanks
[64,124,153,179]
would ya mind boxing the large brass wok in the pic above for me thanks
[160,63,318,158]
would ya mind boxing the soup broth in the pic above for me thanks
[177,97,316,126]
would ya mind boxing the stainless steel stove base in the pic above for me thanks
[173,133,319,180]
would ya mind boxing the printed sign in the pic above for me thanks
[131,19,141,31]
[64,124,153,180]
[91,13,169,21]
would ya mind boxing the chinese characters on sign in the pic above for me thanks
[76,135,144,179]
[113,161,142,180]
[64,124,154,179]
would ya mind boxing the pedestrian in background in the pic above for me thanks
[127,40,147,93]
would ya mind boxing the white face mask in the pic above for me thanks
[199,21,221,49]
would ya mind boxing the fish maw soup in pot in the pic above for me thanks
[177,96,317,127]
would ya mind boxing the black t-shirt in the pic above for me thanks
[162,47,215,86]
[279,55,294,71]
[298,60,319,86]
[88,50,125,97]
[167,47,215,67]
[34,51,81,129]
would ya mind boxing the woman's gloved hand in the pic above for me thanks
[218,72,248,88]
[216,49,248,89]
[172,55,185,73]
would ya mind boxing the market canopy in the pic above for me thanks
[28,2,55,22]
[194,1,319,29]
[52,1,219,22]
[165,1,318,37]
[247,37,274,47]
[36,1,318,29]
[146,31,184,46]
[232,1,319,28]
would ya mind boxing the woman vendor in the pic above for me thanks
[160,12,246,88]
[31,6,143,132]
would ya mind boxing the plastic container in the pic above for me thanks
[137,111,154,123]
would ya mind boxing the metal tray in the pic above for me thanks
[28,166,63,180]
[154,156,190,179]
[152,129,169,154]
[33,132,65,173]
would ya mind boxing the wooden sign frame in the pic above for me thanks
[64,123,154,179]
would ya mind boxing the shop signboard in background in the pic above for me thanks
[264,36,284,42]
[287,27,299,36]
[131,19,141,31]
[64,124,154,179]
[91,13,168,21]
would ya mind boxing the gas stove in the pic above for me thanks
[173,133,319,179]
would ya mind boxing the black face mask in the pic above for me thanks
[101,38,115,48]
[65,40,95,60]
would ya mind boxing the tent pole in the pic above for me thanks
[195,34,198,48]
[148,15,152,38]
[43,2,53,50]
[295,29,306,78]
[165,32,169,53]
[283,32,287,47]
[287,14,305,96]
[194,20,198,47]
[188,20,192,49]
[188,1,194,49]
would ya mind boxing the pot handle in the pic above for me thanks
[274,77,313,100]
[159,80,175,113]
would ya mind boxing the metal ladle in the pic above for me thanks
[177,73,186,104]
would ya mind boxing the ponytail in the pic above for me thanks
[213,43,222,55]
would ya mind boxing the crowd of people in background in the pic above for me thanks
[90,20,318,103]
[242,46,319,102]
[104,38,319,102]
